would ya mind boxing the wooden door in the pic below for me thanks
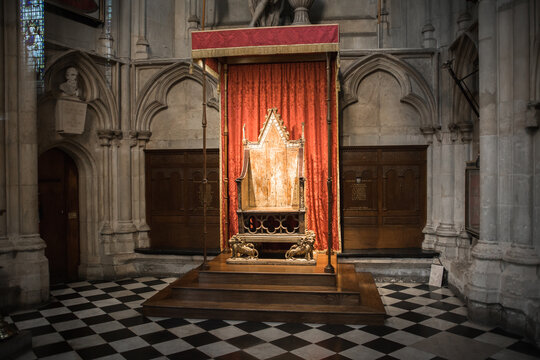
[38,148,80,284]
[341,146,426,250]
[145,149,220,250]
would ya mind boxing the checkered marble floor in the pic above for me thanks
[6,277,540,360]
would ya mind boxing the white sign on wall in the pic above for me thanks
[55,98,87,134]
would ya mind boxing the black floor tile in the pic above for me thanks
[402,324,441,338]
[267,353,304,360]
[82,313,115,326]
[55,292,83,300]
[427,301,459,311]
[50,283,69,290]
[100,328,137,342]
[386,291,415,300]
[183,332,222,347]
[122,345,162,360]
[489,327,522,339]
[271,335,311,351]
[119,315,151,327]
[102,285,125,293]
[39,301,64,310]
[28,324,57,336]
[86,293,112,302]
[72,285,97,292]
[316,324,354,335]
[506,340,540,357]
[363,337,405,354]
[77,343,117,360]
[117,294,145,303]
[100,303,130,313]
[168,348,210,360]
[317,336,357,352]
[390,300,423,311]
[436,311,468,324]
[275,322,311,334]
[227,334,266,349]
[132,286,156,294]
[33,341,74,358]
[381,284,409,291]
[141,329,177,344]
[321,354,353,360]
[236,321,271,333]
[60,326,95,340]
[196,319,231,331]
[10,311,43,323]
[68,302,97,312]
[215,350,260,360]
[143,279,167,286]
[46,312,78,323]
[421,292,447,300]
[397,311,430,323]
[116,279,138,285]
[447,324,485,338]
[155,317,190,329]
[360,325,397,337]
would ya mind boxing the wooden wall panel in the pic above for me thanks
[145,149,220,250]
[341,146,427,250]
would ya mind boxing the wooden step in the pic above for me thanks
[142,298,385,325]
[170,279,360,306]
[142,253,385,325]
[198,270,336,287]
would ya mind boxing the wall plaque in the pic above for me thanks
[352,183,367,201]
[55,98,87,134]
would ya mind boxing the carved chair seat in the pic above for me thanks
[229,108,315,261]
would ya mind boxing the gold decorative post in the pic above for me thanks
[201,0,209,270]
[325,52,335,273]
[223,64,229,246]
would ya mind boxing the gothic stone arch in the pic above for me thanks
[341,53,437,131]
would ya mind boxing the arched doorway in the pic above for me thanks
[38,148,80,284]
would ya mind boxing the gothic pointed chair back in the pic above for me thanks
[230,108,314,261]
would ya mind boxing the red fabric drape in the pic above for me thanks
[220,61,339,251]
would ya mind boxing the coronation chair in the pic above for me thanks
[228,108,315,261]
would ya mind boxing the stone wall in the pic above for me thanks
[1,0,539,347]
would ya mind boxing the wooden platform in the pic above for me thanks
[142,253,386,325]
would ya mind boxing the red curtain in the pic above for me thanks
[221,61,339,251]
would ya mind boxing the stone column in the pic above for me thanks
[435,127,458,256]
[98,130,114,240]
[134,131,151,248]
[0,2,7,242]
[174,0,191,59]
[421,0,436,49]
[455,129,472,259]
[467,0,503,324]
[116,102,136,255]
[135,0,149,59]
[499,0,540,336]
[421,127,436,250]
[1,0,48,306]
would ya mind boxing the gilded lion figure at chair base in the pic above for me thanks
[229,235,259,259]
[228,108,316,262]
[285,230,315,261]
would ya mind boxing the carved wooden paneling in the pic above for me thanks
[341,146,427,249]
[145,149,220,250]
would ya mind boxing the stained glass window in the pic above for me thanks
[20,0,45,87]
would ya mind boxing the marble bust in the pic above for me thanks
[59,67,80,98]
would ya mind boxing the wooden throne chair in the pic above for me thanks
[228,108,315,261]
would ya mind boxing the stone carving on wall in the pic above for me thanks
[59,66,80,98]
[56,66,87,135]
[248,0,284,27]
